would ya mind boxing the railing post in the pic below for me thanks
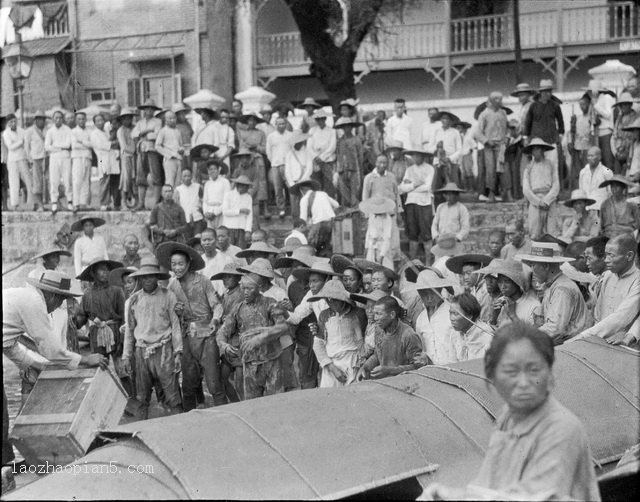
[556,4,564,92]
[443,0,452,99]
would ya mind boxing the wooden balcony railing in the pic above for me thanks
[257,1,639,68]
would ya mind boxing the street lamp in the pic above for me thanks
[2,42,34,126]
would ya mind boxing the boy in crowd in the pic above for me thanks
[222,175,254,249]
[174,168,205,238]
[284,131,311,220]
[294,178,339,257]
[335,118,364,208]
[202,160,231,230]
[431,183,470,244]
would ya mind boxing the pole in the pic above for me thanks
[15,32,25,126]
[443,0,452,99]
[513,0,523,83]
[194,0,201,89]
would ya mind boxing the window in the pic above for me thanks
[86,89,114,106]
[141,74,182,108]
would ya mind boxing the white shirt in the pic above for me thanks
[216,244,244,262]
[266,130,292,166]
[284,147,311,187]
[421,120,442,150]
[399,163,435,206]
[386,113,414,149]
[45,124,73,159]
[222,189,253,232]
[174,182,203,222]
[307,126,336,163]
[202,177,231,216]
[263,284,288,302]
[90,128,119,175]
[73,233,109,275]
[579,163,613,210]
[287,290,328,325]
[191,121,218,148]
[431,202,470,241]
[2,127,27,162]
[300,190,339,224]
[593,92,616,136]
[71,126,93,159]
[427,127,463,163]
[215,123,236,160]
[132,117,162,152]
[415,303,461,365]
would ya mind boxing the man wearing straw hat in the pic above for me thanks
[598,175,640,238]
[335,117,364,208]
[71,111,94,211]
[117,108,137,209]
[45,109,74,212]
[307,109,337,198]
[123,257,183,419]
[431,182,469,244]
[72,216,109,275]
[522,138,560,239]
[157,242,226,409]
[360,196,396,269]
[221,174,254,249]
[266,116,293,219]
[284,131,311,220]
[582,79,616,169]
[561,189,599,242]
[476,91,508,203]
[25,109,48,211]
[511,83,535,133]
[523,79,564,171]
[3,270,107,467]
[578,146,613,211]
[516,242,588,344]
[132,99,163,209]
[2,113,32,211]
[611,92,638,175]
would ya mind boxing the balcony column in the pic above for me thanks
[235,0,255,92]
[555,4,564,92]
[443,0,452,99]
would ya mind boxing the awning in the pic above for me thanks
[1,35,69,57]
[122,49,183,63]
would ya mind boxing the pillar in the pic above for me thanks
[443,0,452,99]
[235,0,255,92]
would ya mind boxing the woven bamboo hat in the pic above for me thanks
[415,268,457,292]
[289,178,320,197]
[350,288,388,305]
[478,259,528,292]
[76,258,124,282]
[563,189,596,208]
[330,254,362,276]
[511,82,535,96]
[299,97,322,109]
[156,242,205,271]
[435,182,465,193]
[70,217,105,233]
[109,266,139,287]
[32,248,72,261]
[308,279,353,304]
[128,257,170,280]
[236,241,280,259]
[238,258,275,280]
[599,174,635,189]
[445,254,492,275]
[210,261,244,281]
[522,138,555,154]
[292,258,341,281]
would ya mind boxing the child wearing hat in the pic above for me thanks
[431,183,470,244]
[202,160,231,230]
[522,138,560,239]
[561,190,600,242]
[309,279,367,387]
[123,258,183,418]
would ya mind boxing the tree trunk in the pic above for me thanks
[284,0,384,109]
[513,0,523,83]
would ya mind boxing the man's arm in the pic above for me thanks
[541,163,560,205]
[457,204,470,241]
[167,292,183,354]
[538,286,579,343]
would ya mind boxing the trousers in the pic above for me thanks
[319,350,359,388]
[311,160,337,198]
[100,174,121,208]
[31,158,46,196]
[135,342,182,419]
[163,158,181,188]
[49,156,71,203]
[72,157,92,206]
[7,159,32,208]
[268,164,287,211]
[482,146,500,193]
[296,343,319,389]
[243,353,286,400]
[181,335,226,410]
[527,200,559,239]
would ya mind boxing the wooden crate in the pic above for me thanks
[332,212,364,257]
[10,366,127,466]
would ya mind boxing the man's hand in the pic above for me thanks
[244,231,251,243]
[370,365,394,379]
[205,212,216,220]
[81,353,108,370]
[174,302,185,317]
[279,298,293,311]
[328,363,347,383]
[539,201,549,210]
[606,332,632,346]
[241,334,266,354]
[174,353,182,374]
[224,344,239,359]
[239,208,250,215]
[123,358,132,374]
[356,366,369,382]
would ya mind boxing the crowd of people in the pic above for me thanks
[3,75,640,498]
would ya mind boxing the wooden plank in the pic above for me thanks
[14,413,76,425]
[38,369,96,379]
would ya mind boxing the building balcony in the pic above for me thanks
[256,1,639,76]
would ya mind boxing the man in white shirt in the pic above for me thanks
[215,109,236,169]
[71,111,94,211]
[215,225,244,263]
[295,178,339,257]
[3,113,32,212]
[222,175,254,249]
[200,227,237,297]
[174,168,205,237]
[585,79,616,169]
[578,146,613,211]
[427,111,463,206]
[90,113,120,211]
[45,110,73,213]
[386,98,414,150]
[202,160,231,229]
[284,131,311,220]
[307,109,337,199]
[25,110,47,211]
[155,111,184,188]
[421,107,442,151]
[132,99,163,210]
[71,216,109,276]
[266,117,293,219]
